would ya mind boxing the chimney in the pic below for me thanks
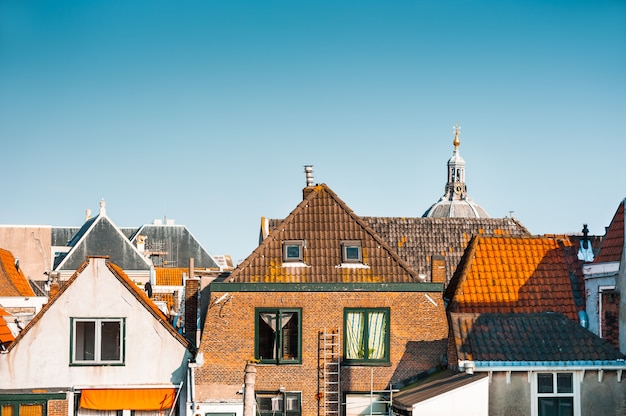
[136,235,147,253]
[48,272,61,299]
[184,258,201,347]
[85,209,92,220]
[243,362,257,416]
[303,165,315,199]
[431,256,446,283]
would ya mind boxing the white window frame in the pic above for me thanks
[531,371,580,416]
[71,317,125,365]
[341,241,362,264]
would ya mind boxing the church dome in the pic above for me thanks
[422,125,490,219]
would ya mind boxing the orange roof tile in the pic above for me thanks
[446,236,580,321]
[0,248,36,297]
[155,268,187,286]
[0,306,15,346]
[594,199,624,264]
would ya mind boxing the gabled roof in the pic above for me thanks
[230,184,421,283]
[54,213,151,271]
[594,198,625,264]
[0,248,36,297]
[446,235,580,321]
[130,224,219,269]
[450,312,625,363]
[362,217,530,284]
[8,256,188,352]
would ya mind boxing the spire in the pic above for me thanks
[453,122,461,149]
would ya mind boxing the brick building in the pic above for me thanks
[190,181,449,416]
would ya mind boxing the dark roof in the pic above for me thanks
[449,312,625,363]
[445,235,581,321]
[393,371,488,411]
[55,215,151,271]
[51,227,81,246]
[230,184,423,284]
[130,224,219,269]
[594,198,625,264]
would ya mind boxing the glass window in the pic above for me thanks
[341,241,362,263]
[283,241,304,262]
[256,392,301,416]
[344,308,389,364]
[535,373,575,416]
[255,309,301,364]
[72,318,124,365]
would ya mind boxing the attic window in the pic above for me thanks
[341,241,362,263]
[70,317,125,365]
[283,240,304,262]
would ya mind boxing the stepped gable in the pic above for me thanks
[230,184,420,283]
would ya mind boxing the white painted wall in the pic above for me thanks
[410,376,489,416]
[0,257,191,389]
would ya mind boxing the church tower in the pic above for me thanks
[422,124,490,218]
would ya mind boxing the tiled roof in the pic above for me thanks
[450,312,625,362]
[230,184,422,283]
[155,268,187,286]
[0,248,36,297]
[446,236,580,321]
[594,198,625,264]
[267,216,530,285]
[0,306,15,347]
[362,217,530,284]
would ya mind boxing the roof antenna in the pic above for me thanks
[304,165,314,187]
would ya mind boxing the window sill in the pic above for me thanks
[341,361,391,367]
[281,262,310,268]
[335,263,370,269]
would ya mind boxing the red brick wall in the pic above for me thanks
[195,290,448,416]
[48,399,68,416]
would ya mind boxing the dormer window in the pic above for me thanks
[341,241,362,263]
[283,240,304,262]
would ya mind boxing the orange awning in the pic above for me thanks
[80,388,177,410]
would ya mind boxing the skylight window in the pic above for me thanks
[283,240,304,262]
[341,241,362,263]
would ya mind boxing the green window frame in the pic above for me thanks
[255,308,302,364]
[70,317,125,366]
[343,308,390,365]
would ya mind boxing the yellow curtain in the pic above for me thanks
[1,404,14,416]
[80,389,176,411]
[19,405,43,416]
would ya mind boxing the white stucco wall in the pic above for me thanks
[410,376,489,416]
[0,257,191,389]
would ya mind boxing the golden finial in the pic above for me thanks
[453,122,461,148]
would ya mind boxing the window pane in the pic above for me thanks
[367,312,387,360]
[76,321,96,361]
[258,312,277,360]
[556,373,573,394]
[537,373,554,393]
[101,321,121,361]
[345,247,360,260]
[286,245,301,259]
[538,398,573,416]
[19,405,43,416]
[2,404,14,416]
[345,311,365,359]
[280,312,299,360]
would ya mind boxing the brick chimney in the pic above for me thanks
[184,258,201,347]
[431,256,446,283]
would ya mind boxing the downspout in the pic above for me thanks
[243,362,257,416]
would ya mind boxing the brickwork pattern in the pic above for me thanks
[48,399,68,416]
[601,291,620,349]
[196,290,448,416]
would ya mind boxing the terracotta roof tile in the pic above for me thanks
[0,306,14,347]
[0,248,36,297]
[231,185,421,283]
[594,199,625,263]
[446,236,580,321]
[155,267,187,286]
[450,312,625,362]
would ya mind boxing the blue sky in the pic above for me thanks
[1,0,625,263]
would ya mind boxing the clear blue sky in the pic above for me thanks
[1,0,624,263]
